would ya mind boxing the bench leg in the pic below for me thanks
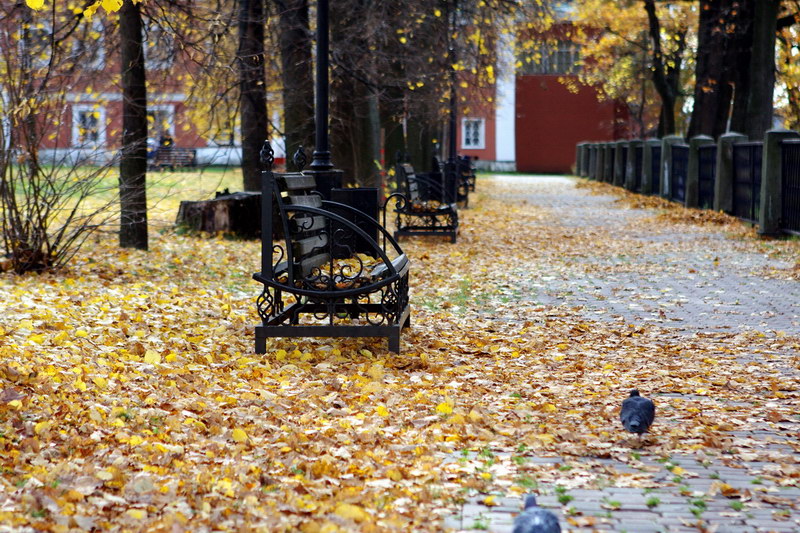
[255,333,266,354]
[403,314,410,329]
[388,333,401,354]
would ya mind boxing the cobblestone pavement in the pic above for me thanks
[441,176,800,533]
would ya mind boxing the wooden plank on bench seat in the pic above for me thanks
[287,195,322,207]
[294,234,328,256]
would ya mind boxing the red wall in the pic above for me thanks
[515,75,623,173]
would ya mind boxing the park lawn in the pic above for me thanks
[0,177,799,531]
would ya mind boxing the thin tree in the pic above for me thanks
[643,0,687,136]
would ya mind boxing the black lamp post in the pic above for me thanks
[306,0,341,197]
[310,0,332,171]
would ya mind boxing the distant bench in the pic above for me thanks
[153,147,197,170]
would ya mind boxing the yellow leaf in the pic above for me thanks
[92,376,108,389]
[436,402,453,415]
[28,333,45,344]
[126,509,146,519]
[542,403,557,412]
[448,413,466,424]
[26,0,45,10]
[128,435,143,446]
[75,329,88,338]
[335,503,369,522]
[535,433,556,444]
[671,466,686,476]
[375,405,389,417]
[165,353,177,363]
[143,350,161,365]
[386,469,402,481]
[483,495,497,506]
[8,400,22,409]
[34,421,49,434]
[101,0,122,12]
[19,319,33,330]
[231,428,248,443]
[74,380,87,392]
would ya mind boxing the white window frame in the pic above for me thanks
[71,104,106,147]
[71,19,105,71]
[147,104,176,139]
[461,118,485,150]
[144,22,175,71]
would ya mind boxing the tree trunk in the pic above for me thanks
[729,0,755,133]
[744,0,780,139]
[238,0,268,191]
[277,0,314,168]
[644,0,685,136]
[688,0,735,139]
[119,0,148,250]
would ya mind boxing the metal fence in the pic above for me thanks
[698,144,717,209]
[633,145,643,191]
[732,142,763,223]
[670,144,689,203]
[650,145,662,195]
[782,139,800,234]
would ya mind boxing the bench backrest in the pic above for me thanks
[275,172,331,279]
[398,163,423,204]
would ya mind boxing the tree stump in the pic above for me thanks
[176,191,262,239]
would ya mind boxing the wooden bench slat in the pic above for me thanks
[291,215,326,233]
[288,195,322,207]
[294,234,328,256]
[280,174,317,191]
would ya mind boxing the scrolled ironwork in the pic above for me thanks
[260,141,275,170]
[293,146,308,171]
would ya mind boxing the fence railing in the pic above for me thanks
[670,144,689,203]
[782,139,800,234]
[732,142,762,223]
[633,145,643,192]
[575,129,800,235]
[698,144,716,209]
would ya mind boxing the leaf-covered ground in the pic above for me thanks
[1,175,798,532]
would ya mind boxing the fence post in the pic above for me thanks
[606,143,615,183]
[575,143,585,176]
[613,140,626,186]
[625,139,643,191]
[594,143,604,181]
[642,138,661,195]
[714,132,748,213]
[686,135,715,208]
[660,135,684,198]
[759,129,800,235]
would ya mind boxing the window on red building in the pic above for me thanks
[72,105,105,147]
[462,118,485,150]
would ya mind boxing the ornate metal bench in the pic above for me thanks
[253,144,411,353]
[393,162,459,243]
[459,155,477,192]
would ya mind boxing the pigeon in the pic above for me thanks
[620,389,655,440]
[512,494,561,533]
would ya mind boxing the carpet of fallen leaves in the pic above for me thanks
[1,176,799,532]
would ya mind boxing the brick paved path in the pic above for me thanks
[441,176,800,533]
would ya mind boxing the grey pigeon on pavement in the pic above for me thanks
[620,389,655,438]
[512,494,561,533]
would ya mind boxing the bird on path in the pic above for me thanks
[512,494,561,533]
[620,389,655,443]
